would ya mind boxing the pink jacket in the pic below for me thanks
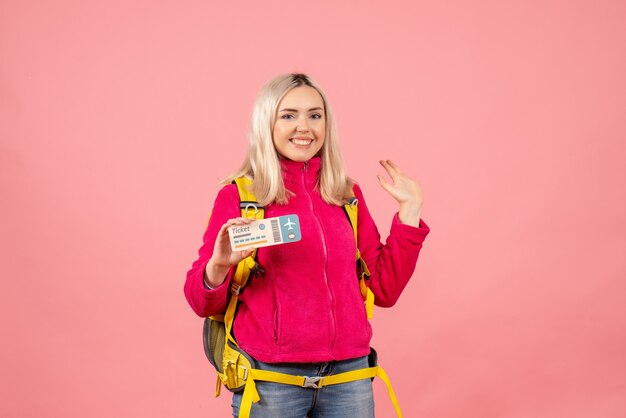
[184,156,430,363]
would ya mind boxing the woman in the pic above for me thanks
[185,73,430,417]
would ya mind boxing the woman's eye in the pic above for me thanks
[311,114,322,119]
[281,114,294,119]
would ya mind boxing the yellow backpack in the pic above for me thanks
[202,177,402,418]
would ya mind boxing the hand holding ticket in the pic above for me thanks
[228,215,302,251]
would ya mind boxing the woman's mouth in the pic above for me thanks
[290,138,313,146]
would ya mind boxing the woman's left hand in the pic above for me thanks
[377,160,424,227]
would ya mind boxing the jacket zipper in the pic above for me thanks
[302,161,336,355]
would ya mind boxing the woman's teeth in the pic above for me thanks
[291,139,313,145]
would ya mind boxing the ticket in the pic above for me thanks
[228,215,302,251]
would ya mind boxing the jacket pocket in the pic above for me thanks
[274,304,281,345]
[273,290,282,346]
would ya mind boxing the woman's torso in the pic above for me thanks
[233,158,372,363]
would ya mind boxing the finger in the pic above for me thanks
[377,174,393,193]
[234,217,253,224]
[386,159,403,174]
[225,217,252,227]
[217,222,231,236]
[236,247,256,262]
[219,219,238,236]
[379,160,397,181]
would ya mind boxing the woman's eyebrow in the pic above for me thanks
[278,107,324,112]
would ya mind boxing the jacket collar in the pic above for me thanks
[280,155,321,185]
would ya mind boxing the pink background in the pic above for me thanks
[2,0,625,417]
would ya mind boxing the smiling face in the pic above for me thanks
[272,86,326,162]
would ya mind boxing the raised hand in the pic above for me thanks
[377,159,424,227]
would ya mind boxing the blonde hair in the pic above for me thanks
[223,73,353,206]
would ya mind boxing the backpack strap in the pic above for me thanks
[342,191,375,319]
[232,177,265,285]
[239,365,403,418]
[223,177,264,346]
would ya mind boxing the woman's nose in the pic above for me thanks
[296,117,310,132]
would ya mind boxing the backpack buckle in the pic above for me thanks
[250,262,265,279]
[302,376,323,389]
[231,283,242,296]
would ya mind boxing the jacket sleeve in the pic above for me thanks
[184,184,241,317]
[353,183,431,308]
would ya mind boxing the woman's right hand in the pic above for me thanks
[205,217,256,287]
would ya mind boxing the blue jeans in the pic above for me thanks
[232,355,375,418]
